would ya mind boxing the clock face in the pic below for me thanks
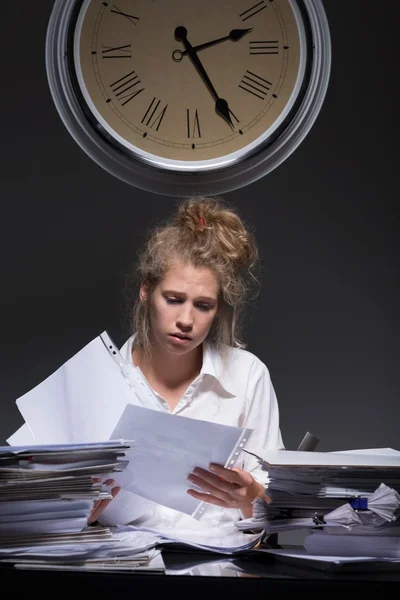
[72,0,307,172]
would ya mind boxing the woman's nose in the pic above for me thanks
[176,305,193,330]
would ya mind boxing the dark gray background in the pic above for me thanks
[1,1,398,452]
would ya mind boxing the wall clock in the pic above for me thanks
[46,0,331,196]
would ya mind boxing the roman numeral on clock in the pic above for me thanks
[111,5,139,25]
[239,70,271,100]
[109,70,144,106]
[141,98,168,131]
[239,1,267,22]
[102,44,131,59]
[249,40,279,55]
[186,109,201,138]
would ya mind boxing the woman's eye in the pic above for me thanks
[196,304,212,312]
[165,298,213,311]
[166,297,182,304]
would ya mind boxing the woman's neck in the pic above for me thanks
[132,343,203,390]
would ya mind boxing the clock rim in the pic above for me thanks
[72,0,309,173]
[45,0,331,196]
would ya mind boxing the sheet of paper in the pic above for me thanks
[6,423,37,445]
[0,517,88,535]
[258,449,400,467]
[118,524,262,554]
[0,499,93,517]
[109,403,252,519]
[258,547,400,565]
[0,528,164,562]
[332,448,400,457]
[11,335,138,444]
[99,489,157,528]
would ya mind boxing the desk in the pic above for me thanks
[2,547,400,594]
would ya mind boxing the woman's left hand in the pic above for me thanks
[88,477,120,525]
[186,463,269,517]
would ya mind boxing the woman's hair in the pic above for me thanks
[125,196,260,360]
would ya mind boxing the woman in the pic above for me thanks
[90,196,284,538]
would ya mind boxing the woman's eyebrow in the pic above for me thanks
[162,290,217,302]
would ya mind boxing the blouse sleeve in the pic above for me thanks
[241,358,285,487]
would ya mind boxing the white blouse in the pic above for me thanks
[101,335,285,539]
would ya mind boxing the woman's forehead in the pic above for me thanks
[160,261,219,295]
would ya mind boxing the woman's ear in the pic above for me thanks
[139,282,148,303]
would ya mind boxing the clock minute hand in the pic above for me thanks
[182,28,253,56]
[175,26,233,126]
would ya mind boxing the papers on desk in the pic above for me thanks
[118,523,263,555]
[0,441,168,571]
[258,547,400,573]
[0,526,166,573]
[0,441,130,536]
[304,528,400,559]
[7,331,252,522]
[236,447,400,561]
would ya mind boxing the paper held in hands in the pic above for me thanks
[109,403,252,519]
[7,331,253,520]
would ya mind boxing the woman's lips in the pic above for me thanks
[169,334,192,344]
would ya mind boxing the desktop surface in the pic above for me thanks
[2,546,400,594]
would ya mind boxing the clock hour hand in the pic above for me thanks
[173,28,252,60]
[175,26,233,126]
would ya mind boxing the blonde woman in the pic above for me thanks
[90,196,284,537]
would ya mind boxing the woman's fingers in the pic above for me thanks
[88,478,119,525]
[88,499,102,524]
[189,465,252,492]
[89,485,120,524]
[187,472,232,500]
[211,464,253,486]
[187,487,232,508]
[186,464,264,510]
[188,468,234,494]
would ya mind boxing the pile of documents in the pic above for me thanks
[4,330,260,557]
[6,332,254,531]
[0,441,165,571]
[237,448,400,560]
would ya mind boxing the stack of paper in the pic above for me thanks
[0,441,131,536]
[7,331,253,526]
[118,523,263,555]
[0,441,168,571]
[236,448,400,560]
[303,527,400,559]
[0,525,167,571]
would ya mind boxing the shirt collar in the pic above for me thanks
[121,334,235,397]
[201,342,236,396]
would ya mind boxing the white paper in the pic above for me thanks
[12,336,138,444]
[258,547,400,565]
[117,524,262,554]
[6,423,37,446]
[304,531,400,558]
[332,448,400,457]
[259,449,400,468]
[98,489,156,528]
[0,517,88,536]
[109,403,252,518]
[0,528,163,561]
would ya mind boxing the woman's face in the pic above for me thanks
[141,261,219,357]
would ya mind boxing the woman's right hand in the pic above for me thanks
[88,478,120,525]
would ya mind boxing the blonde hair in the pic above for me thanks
[124,196,260,361]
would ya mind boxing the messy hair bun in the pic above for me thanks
[173,197,258,271]
[127,196,260,359]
